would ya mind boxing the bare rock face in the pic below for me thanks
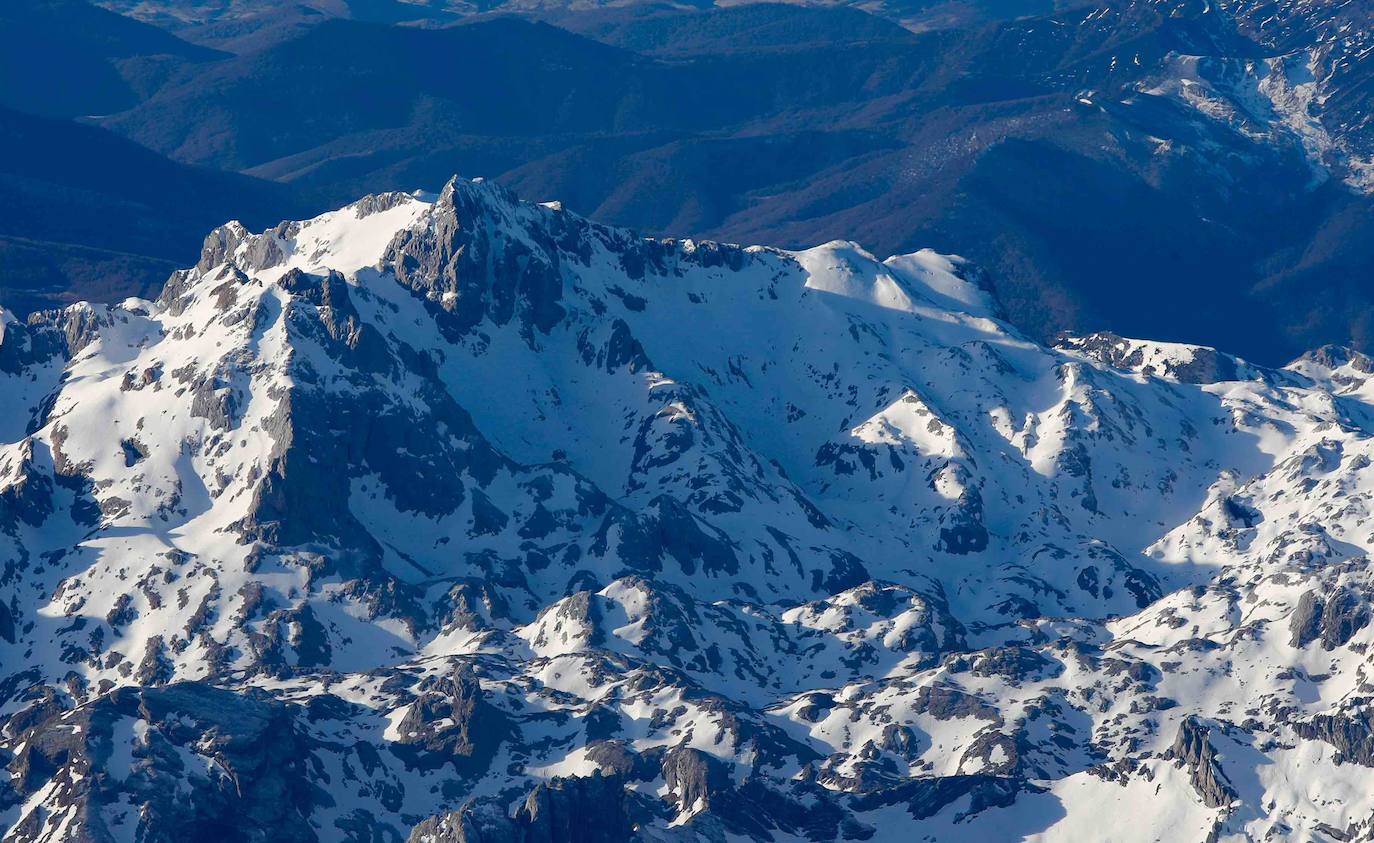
[1289,591,1325,648]
[1319,587,1371,650]
[1288,587,1372,651]
[408,804,517,843]
[6,684,317,843]
[519,774,633,843]
[851,774,1029,822]
[1293,709,1374,767]
[392,665,508,773]
[1168,717,1237,809]
[660,746,731,814]
[1057,332,1263,385]
[385,179,569,340]
[407,773,631,843]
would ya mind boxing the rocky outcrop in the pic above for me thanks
[1056,332,1265,385]
[1293,708,1374,767]
[392,665,509,773]
[1289,587,1371,650]
[1320,588,1371,650]
[1168,717,1237,809]
[851,774,1030,822]
[407,773,632,843]
[5,684,317,843]
[1290,590,1325,648]
[385,179,569,340]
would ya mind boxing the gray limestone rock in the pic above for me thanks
[1168,717,1237,809]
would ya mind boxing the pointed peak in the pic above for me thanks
[436,174,519,211]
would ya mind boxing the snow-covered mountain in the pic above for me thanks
[4,177,1374,841]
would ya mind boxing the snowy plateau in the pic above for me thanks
[4,177,1374,842]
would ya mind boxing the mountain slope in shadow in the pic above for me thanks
[0,107,308,313]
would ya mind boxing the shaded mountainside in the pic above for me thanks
[0,0,223,118]
[80,0,1374,364]
[6,178,1374,839]
[90,0,1095,36]
[0,107,309,314]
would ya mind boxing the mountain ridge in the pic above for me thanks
[5,177,1374,840]
[63,0,1374,364]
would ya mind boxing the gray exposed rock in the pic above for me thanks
[6,684,317,843]
[385,179,568,341]
[851,774,1031,822]
[1057,332,1258,384]
[393,665,508,774]
[407,772,632,843]
[1290,591,1325,648]
[1168,717,1236,809]
[661,745,731,813]
[1286,585,1374,651]
[1320,587,1370,650]
[1293,707,1374,767]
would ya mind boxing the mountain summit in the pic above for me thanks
[4,178,1374,840]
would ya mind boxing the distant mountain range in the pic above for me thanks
[0,106,306,313]
[2,0,1373,362]
[0,0,224,118]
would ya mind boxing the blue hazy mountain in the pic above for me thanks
[0,106,307,312]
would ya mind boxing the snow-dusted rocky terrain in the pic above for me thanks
[4,177,1374,841]
[1141,0,1374,193]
